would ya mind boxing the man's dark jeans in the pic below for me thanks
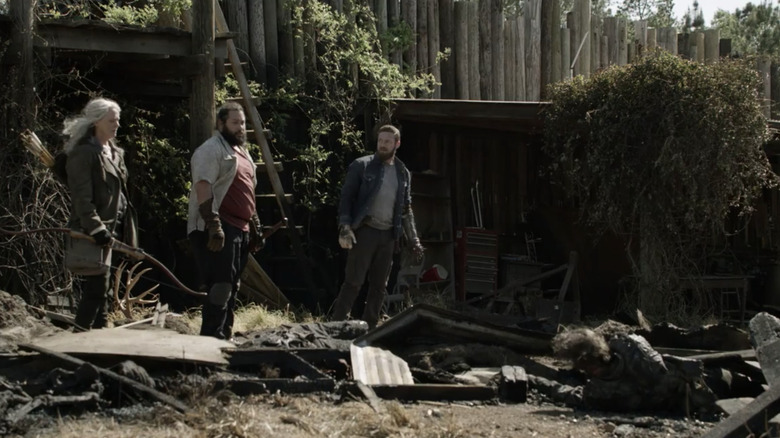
[190,221,248,339]
[331,226,395,328]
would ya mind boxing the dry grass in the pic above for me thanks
[27,395,477,438]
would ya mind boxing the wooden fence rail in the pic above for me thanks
[218,0,780,119]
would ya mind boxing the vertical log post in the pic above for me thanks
[540,0,554,98]
[771,61,780,120]
[478,0,493,99]
[428,0,441,98]
[417,0,430,95]
[375,0,389,58]
[388,0,403,67]
[634,20,647,57]
[575,0,590,77]
[757,58,772,119]
[504,18,515,100]
[440,0,455,98]
[9,0,37,131]
[704,28,720,64]
[599,34,608,70]
[303,0,317,77]
[490,0,504,100]
[454,0,470,99]
[402,0,418,74]
[560,27,571,81]
[550,0,561,86]
[617,17,627,66]
[515,16,526,100]
[693,30,705,63]
[264,0,279,87]
[590,13,600,74]
[467,1,481,99]
[604,16,617,67]
[293,4,305,80]
[248,0,267,83]
[190,0,215,150]
[278,0,295,76]
[525,0,541,100]
[647,27,656,50]
[566,11,578,76]
[226,0,250,56]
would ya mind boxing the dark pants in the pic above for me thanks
[74,270,111,330]
[190,221,249,340]
[331,226,395,328]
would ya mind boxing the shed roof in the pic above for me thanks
[392,98,550,133]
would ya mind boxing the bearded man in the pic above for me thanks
[187,102,264,339]
[330,124,424,329]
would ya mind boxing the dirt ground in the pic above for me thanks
[13,392,716,438]
[0,291,717,437]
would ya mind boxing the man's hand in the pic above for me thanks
[91,229,112,246]
[199,198,225,252]
[248,213,265,252]
[338,224,357,249]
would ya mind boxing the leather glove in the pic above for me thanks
[411,238,424,263]
[91,228,112,246]
[198,198,225,252]
[249,213,265,252]
[338,224,357,249]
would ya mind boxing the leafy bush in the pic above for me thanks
[543,50,778,321]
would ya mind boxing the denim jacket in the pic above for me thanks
[338,154,413,240]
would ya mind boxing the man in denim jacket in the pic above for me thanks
[331,125,424,328]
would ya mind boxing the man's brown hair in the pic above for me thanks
[377,124,400,142]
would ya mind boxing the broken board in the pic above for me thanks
[29,327,232,366]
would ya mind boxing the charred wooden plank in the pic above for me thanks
[17,343,189,413]
[701,382,780,438]
[370,383,496,401]
[498,365,527,403]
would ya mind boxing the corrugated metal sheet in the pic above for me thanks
[350,344,414,385]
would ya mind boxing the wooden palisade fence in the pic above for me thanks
[219,0,779,117]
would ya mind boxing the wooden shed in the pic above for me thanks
[391,98,631,316]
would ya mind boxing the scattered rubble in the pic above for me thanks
[2,288,780,436]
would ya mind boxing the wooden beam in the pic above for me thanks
[35,22,229,58]
[18,343,190,413]
[190,0,215,150]
[701,382,780,438]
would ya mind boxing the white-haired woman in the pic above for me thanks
[63,97,136,330]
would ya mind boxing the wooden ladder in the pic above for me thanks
[215,4,317,298]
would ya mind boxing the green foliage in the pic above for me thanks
[543,51,777,320]
[122,107,190,234]
[713,1,780,57]
[248,0,436,212]
[100,1,158,26]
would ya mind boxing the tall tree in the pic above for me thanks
[681,0,705,33]
[712,1,780,56]
[617,0,675,27]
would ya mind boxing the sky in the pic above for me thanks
[673,0,761,25]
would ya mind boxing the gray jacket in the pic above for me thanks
[338,154,413,240]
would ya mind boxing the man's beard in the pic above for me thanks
[377,147,396,161]
[220,128,245,146]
